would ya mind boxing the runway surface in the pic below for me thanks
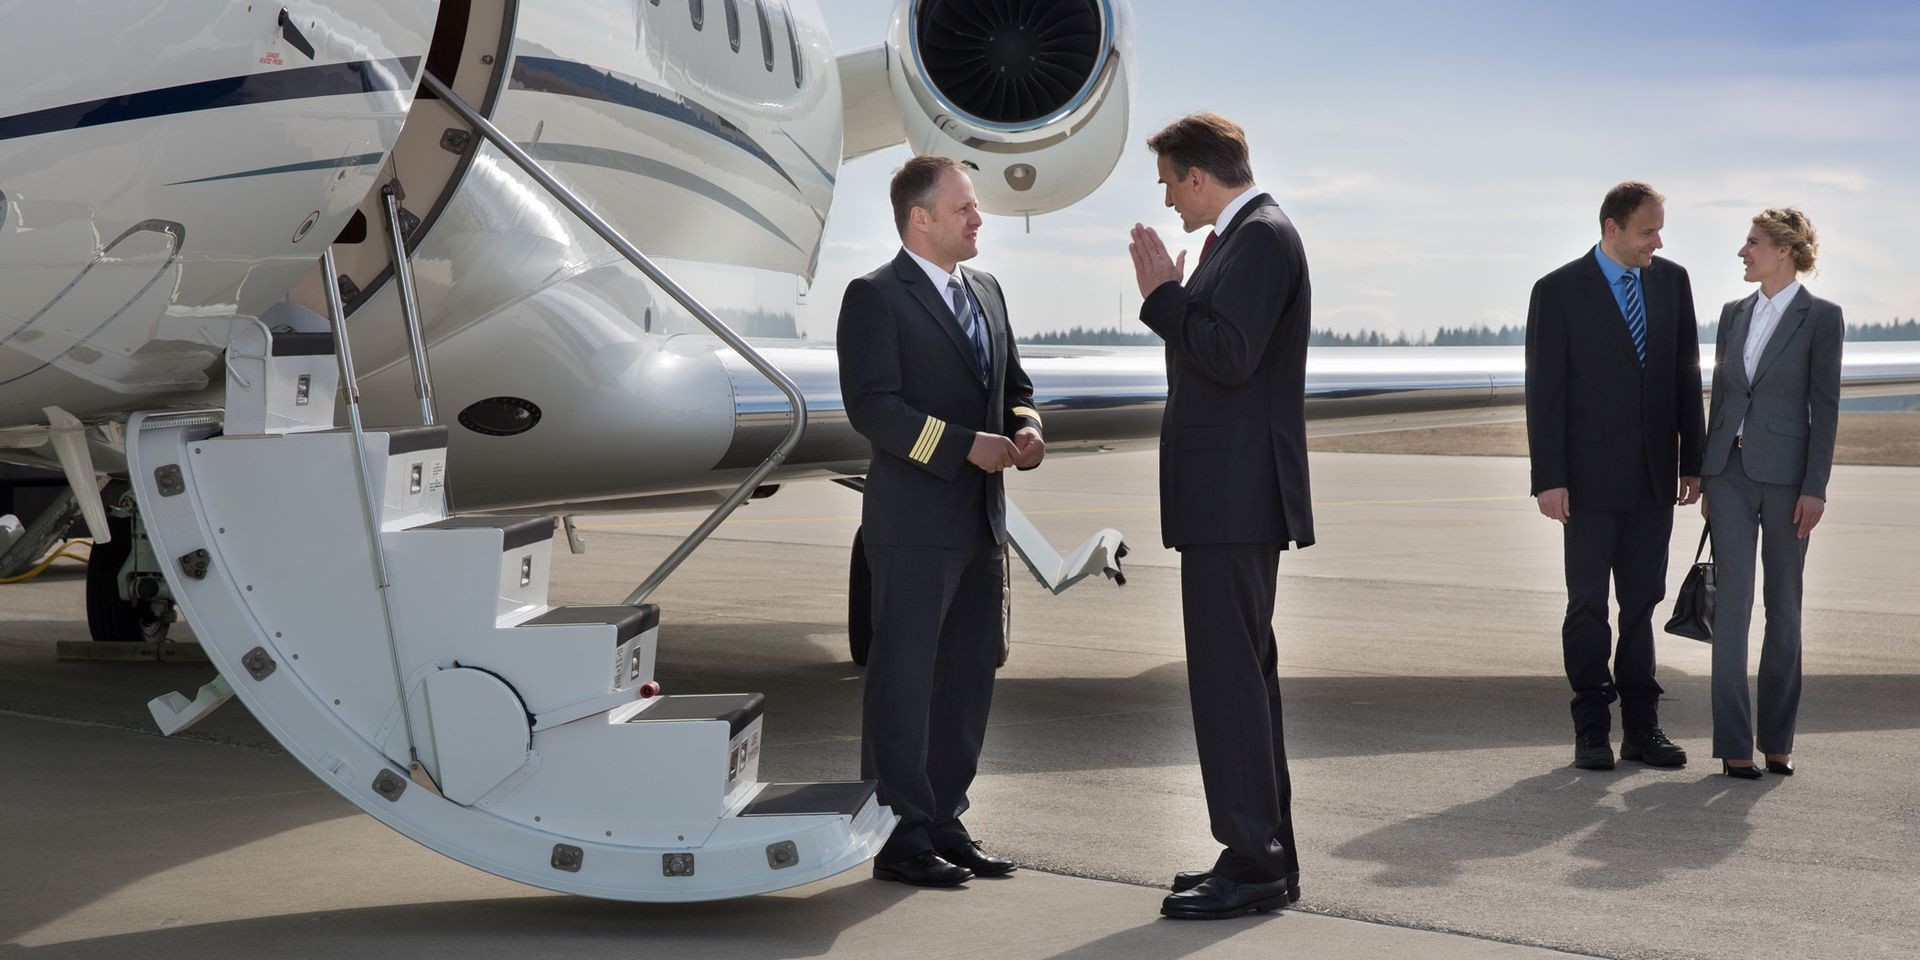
[4,449,1916,960]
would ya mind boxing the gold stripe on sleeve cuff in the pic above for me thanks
[1012,406,1042,427]
[910,416,946,463]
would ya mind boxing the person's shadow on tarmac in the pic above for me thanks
[1331,767,1780,890]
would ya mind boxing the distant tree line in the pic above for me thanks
[1698,317,1920,343]
[1020,319,1920,347]
[1020,325,1161,346]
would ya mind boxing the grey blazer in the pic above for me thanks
[1700,286,1844,499]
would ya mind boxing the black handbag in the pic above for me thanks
[1664,524,1715,642]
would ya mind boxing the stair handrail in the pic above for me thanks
[417,72,808,605]
[322,247,439,794]
[379,183,437,426]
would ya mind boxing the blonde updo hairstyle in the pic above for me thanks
[1753,207,1818,274]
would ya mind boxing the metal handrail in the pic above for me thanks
[380,184,437,425]
[323,247,439,794]
[417,72,808,605]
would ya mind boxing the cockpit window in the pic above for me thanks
[689,0,703,30]
[725,0,741,51]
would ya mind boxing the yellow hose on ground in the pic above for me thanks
[0,540,94,584]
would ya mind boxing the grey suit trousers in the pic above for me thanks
[1705,448,1809,760]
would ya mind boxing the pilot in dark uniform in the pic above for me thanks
[837,155,1043,887]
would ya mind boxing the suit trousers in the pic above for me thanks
[1705,449,1808,760]
[861,525,1003,865]
[1179,543,1297,883]
[1561,502,1673,735]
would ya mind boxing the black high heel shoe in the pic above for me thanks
[1722,760,1764,780]
[1765,758,1794,776]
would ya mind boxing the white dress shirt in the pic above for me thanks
[901,246,989,379]
[1213,185,1262,238]
[1737,280,1802,438]
[903,246,967,311]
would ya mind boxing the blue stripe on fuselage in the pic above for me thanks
[168,152,388,186]
[0,57,423,143]
[509,56,800,193]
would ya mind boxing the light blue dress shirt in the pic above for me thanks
[1592,245,1641,322]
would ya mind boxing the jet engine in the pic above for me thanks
[881,0,1133,216]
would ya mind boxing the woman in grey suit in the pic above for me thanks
[1699,208,1843,779]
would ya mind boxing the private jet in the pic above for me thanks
[3,0,1917,903]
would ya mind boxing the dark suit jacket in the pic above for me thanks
[1140,195,1315,549]
[1701,287,1844,499]
[1525,249,1706,511]
[837,249,1041,549]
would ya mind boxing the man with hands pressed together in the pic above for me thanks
[1127,113,1314,920]
[1525,181,1705,773]
[837,155,1043,888]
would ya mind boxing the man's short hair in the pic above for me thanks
[1599,181,1664,229]
[1145,113,1253,188]
[890,155,967,238]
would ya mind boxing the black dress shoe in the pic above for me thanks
[938,840,1016,877]
[1172,870,1299,902]
[1766,758,1795,776]
[1161,875,1294,920]
[1573,732,1615,770]
[1620,727,1687,767]
[1722,760,1764,780]
[873,851,972,887]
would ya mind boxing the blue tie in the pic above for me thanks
[948,277,990,383]
[1619,272,1648,366]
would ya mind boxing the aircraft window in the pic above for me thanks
[755,0,774,71]
[782,1,802,87]
[725,0,740,51]
[689,0,703,30]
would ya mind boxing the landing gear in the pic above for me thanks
[846,525,1011,669]
[82,489,176,645]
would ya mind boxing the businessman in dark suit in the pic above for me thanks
[1127,113,1312,920]
[1525,181,1705,772]
[837,155,1044,887]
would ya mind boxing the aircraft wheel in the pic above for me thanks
[84,513,141,643]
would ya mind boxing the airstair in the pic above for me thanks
[132,74,891,900]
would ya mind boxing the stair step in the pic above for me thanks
[268,331,336,356]
[415,514,555,551]
[627,693,765,738]
[268,332,336,359]
[521,604,658,645]
[382,423,450,455]
[739,781,878,818]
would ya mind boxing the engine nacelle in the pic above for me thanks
[887,0,1133,216]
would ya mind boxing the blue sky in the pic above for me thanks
[805,0,1920,339]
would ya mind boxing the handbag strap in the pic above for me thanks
[1693,522,1712,563]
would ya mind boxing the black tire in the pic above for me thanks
[848,526,872,666]
[84,513,140,644]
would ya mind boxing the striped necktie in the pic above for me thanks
[1619,272,1648,366]
[948,277,990,383]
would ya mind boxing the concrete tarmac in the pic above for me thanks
[3,449,1916,959]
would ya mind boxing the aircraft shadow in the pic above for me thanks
[6,882,928,960]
